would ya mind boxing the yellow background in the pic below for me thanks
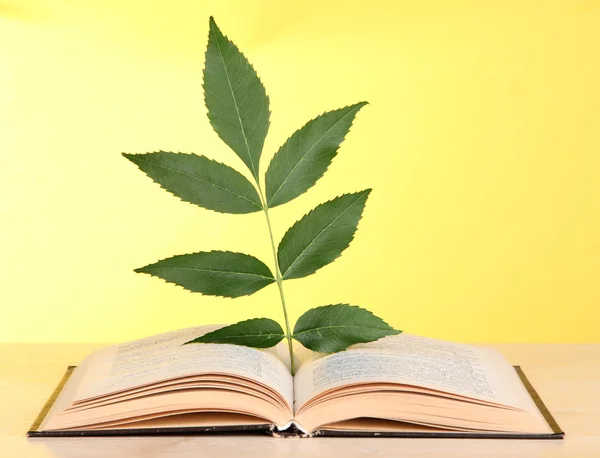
[1,0,599,343]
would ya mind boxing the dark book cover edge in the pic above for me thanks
[28,365,76,435]
[513,365,564,436]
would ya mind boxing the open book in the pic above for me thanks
[29,326,563,438]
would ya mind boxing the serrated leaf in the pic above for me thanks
[123,152,262,214]
[185,318,285,348]
[134,251,275,298]
[265,102,367,208]
[204,17,270,179]
[277,190,371,280]
[293,304,401,353]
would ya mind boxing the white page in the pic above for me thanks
[294,333,538,413]
[72,325,293,410]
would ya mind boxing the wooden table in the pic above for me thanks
[1,343,599,457]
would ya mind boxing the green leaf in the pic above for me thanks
[278,190,371,280]
[293,304,401,353]
[134,251,275,298]
[123,152,262,214]
[185,318,285,348]
[204,16,270,179]
[265,102,367,208]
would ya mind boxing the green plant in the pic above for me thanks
[123,17,401,374]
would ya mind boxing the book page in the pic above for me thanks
[293,333,536,413]
[72,326,293,410]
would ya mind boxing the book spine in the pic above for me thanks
[268,420,310,438]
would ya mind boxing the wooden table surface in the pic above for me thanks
[1,343,599,457]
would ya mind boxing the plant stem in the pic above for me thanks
[256,184,295,375]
